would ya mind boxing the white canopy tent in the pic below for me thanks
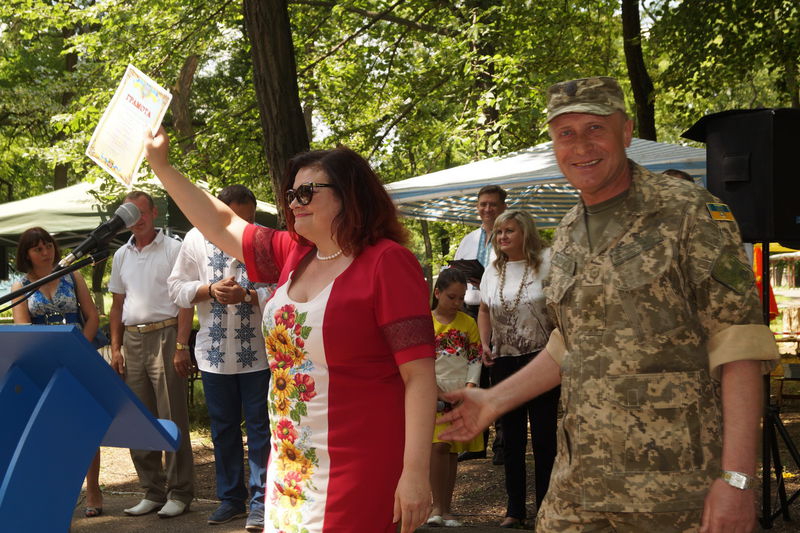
[0,180,278,249]
[385,138,707,229]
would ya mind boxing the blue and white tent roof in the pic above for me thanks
[386,138,706,229]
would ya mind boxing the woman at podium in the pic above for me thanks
[10,226,103,518]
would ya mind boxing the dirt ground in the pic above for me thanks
[86,414,800,531]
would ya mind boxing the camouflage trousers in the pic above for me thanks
[536,491,702,532]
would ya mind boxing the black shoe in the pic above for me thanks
[492,452,504,465]
[457,450,487,462]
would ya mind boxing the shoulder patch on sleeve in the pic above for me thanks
[551,251,576,275]
[711,253,754,294]
[706,202,735,222]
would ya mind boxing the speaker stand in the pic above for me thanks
[759,242,800,528]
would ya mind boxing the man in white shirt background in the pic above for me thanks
[109,191,195,519]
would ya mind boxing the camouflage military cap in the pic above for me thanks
[546,76,626,122]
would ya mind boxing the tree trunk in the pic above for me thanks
[621,0,656,140]
[92,263,105,315]
[420,219,433,295]
[242,0,310,223]
[54,28,78,190]
[172,54,199,154]
[467,0,500,155]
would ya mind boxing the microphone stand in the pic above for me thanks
[0,249,110,312]
[759,241,800,528]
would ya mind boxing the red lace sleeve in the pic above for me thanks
[374,244,435,365]
[242,224,296,283]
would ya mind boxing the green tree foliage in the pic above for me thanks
[649,0,800,142]
[4,0,797,263]
[294,0,624,183]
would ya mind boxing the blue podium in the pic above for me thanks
[0,325,180,532]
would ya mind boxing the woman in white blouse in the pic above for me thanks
[478,210,560,529]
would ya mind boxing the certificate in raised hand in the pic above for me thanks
[86,64,172,187]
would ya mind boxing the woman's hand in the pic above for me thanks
[143,126,171,170]
[396,357,436,532]
[393,469,431,533]
[481,347,495,366]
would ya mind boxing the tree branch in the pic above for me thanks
[291,0,453,36]
[298,0,406,77]
[368,74,451,158]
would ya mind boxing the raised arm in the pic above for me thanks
[144,127,250,262]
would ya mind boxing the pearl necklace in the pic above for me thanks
[498,261,530,314]
[316,248,343,261]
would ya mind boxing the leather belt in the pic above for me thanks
[125,317,178,333]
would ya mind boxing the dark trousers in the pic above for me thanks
[201,369,271,511]
[491,352,560,521]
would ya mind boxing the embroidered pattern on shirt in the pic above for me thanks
[205,243,230,368]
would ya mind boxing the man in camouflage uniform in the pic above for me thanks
[440,76,779,532]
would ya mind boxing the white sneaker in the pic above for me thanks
[157,499,188,518]
[123,499,163,516]
[427,515,444,526]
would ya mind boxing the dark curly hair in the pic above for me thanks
[280,146,407,257]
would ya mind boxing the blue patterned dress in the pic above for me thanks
[22,275,81,326]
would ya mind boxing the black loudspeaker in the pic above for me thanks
[682,108,800,246]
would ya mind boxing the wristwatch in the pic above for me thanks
[721,470,754,490]
[176,342,190,351]
[243,290,252,303]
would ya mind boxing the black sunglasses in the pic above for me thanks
[285,182,335,206]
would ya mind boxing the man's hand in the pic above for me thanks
[173,348,193,378]
[213,276,247,305]
[437,387,496,442]
[699,479,756,533]
[110,348,125,377]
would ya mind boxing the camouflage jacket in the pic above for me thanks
[543,161,773,512]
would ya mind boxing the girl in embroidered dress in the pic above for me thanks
[427,268,483,527]
[477,210,559,529]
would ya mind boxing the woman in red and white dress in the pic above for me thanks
[145,130,436,533]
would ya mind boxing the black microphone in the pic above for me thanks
[57,203,141,268]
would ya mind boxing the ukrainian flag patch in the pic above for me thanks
[706,202,735,222]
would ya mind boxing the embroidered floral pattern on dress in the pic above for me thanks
[264,303,318,533]
[381,314,435,355]
[435,328,481,365]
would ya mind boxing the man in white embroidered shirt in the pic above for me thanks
[168,185,272,532]
[454,184,507,318]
